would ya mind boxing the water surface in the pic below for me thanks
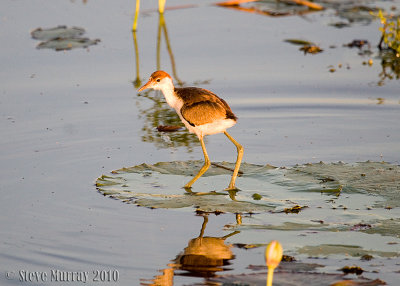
[1,0,399,285]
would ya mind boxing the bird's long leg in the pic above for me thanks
[158,0,166,13]
[184,136,211,189]
[224,131,243,190]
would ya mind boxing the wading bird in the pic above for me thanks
[138,71,243,190]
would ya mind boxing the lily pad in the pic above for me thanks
[96,161,400,212]
[31,25,100,51]
[31,26,85,41]
[217,0,321,17]
[210,271,386,286]
[297,244,399,258]
[287,161,400,208]
[361,218,400,237]
[248,261,325,272]
[96,161,277,213]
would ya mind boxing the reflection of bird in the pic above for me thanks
[138,71,243,190]
[173,215,237,275]
[140,215,239,285]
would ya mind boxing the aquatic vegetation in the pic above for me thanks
[31,26,100,51]
[339,265,364,275]
[96,160,400,230]
[375,10,400,55]
[299,45,323,54]
[210,267,386,285]
[31,26,85,40]
[297,244,398,258]
[370,9,400,84]
[284,39,323,54]
[216,0,324,14]
[98,159,399,284]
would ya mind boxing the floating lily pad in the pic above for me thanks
[287,161,400,208]
[31,26,85,41]
[97,161,277,213]
[96,160,400,243]
[297,244,398,258]
[96,161,400,212]
[361,218,400,237]
[210,271,386,286]
[31,25,100,51]
[217,0,321,17]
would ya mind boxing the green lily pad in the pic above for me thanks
[210,271,386,286]
[287,161,400,207]
[96,161,278,213]
[31,25,100,51]
[96,160,400,244]
[96,161,400,213]
[361,218,400,237]
[297,244,399,258]
[31,26,85,41]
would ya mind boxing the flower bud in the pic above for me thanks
[265,240,283,269]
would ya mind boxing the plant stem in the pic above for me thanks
[267,267,274,286]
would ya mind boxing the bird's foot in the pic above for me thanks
[224,185,241,192]
[183,185,193,193]
[224,186,240,201]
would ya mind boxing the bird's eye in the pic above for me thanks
[156,79,161,82]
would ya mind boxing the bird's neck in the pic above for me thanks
[160,85,182,111]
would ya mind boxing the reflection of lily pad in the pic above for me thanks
[37,38,100,51]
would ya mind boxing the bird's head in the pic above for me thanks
[138,70,173,92]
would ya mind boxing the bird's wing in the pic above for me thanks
[175,87,237,126]
[181,100,228,126]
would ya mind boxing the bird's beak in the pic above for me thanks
[138,79,154,92]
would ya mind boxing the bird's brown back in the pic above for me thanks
[174,87,237,126]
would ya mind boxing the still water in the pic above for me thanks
[1,0,399,285]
